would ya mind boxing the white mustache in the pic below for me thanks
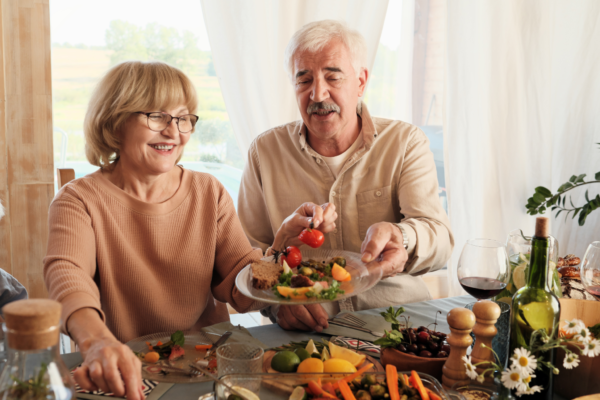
[307,102,341,115]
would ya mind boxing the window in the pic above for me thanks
[50,0,243,207]
[364,0,447,213]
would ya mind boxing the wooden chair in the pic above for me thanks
[57,168,75,189]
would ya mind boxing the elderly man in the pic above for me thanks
[238,20,453,332]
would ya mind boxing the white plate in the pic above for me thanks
[235,248,382,305]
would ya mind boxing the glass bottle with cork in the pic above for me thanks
[0,299,75,399]
[508,217,560,400]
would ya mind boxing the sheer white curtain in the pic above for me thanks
[200,0,389,157]
[445,0,600,295]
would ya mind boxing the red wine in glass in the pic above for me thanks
[459,277,507,299]
[586,285,600,301]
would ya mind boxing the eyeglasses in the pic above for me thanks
[136,112,199,134]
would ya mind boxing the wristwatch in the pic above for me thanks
[395,223,409,250]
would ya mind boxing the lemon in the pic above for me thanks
[328,341,366,367]
[294,348,311,362]
[321,347,330,361]
[231,386,261,400]
[271,350,301,373]
[305,339,318,356]
[323,358,357,374]
[297,357,324,374]
[513,265,527,289]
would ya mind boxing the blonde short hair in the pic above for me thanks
[284,20,367,82]
[84,61,198,167]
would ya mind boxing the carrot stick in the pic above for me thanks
[338,380,357,400]
[308,380,336,399]
[386,364,400,400]
[426,388,442,400]
[195,344,213,351]
[411,370,430,400]
[333,363,374,388]
[404,374,411,387]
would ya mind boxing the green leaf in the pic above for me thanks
[555,209,562,218]
[576,174,587,183]
[548,196,558,206]
[533,193,546,203]
[562,196,567,207]
[578,209,589,226]
[569,175,578,183]
[589,323,600,338]
[595,171,600,180]
[570,197,576,208]
[535,187,553,197]
[586,189,590,202]
[171,330,185,347]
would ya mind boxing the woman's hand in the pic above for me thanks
[271,202,337,252]
[69,308,145,400]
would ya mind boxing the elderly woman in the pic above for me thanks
[43,61,262,400]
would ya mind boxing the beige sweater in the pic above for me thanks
[44,168,262,343]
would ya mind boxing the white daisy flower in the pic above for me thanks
[581,339,600,357]
[516,385,542,397]
[575,327,592,343]
[477,374,485,383]
[462,355,479,380]
[501,366,526,391]
[511,347,538,374]
[563,319,585,335]
[563,353,580,369]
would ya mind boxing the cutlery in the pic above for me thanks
[205,331,232,359]
[336,313,368,327]
[327,320,384,338]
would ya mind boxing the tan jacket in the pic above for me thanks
[238,103,453,311]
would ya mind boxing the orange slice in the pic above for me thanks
[332,264,351,282]
[277,286,312,300]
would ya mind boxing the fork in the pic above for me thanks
[336,313,368,327]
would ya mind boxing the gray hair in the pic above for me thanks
[284,20,367,82]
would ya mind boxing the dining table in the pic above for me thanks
[63,295,568,400]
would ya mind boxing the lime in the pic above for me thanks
[321,346,330,361]
[271,350,301,373]
[519,303,556,331]
[289,386,308,400]
[305,339,318,355]
[294,348,311,362]
[513,265,527,289]
[230,386,261,400]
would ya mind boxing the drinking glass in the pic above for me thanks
[216,343,264,391]
[581,241,600,300]
[501,229,561,301]
[457,239,510,301]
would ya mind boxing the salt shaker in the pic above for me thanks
[442,307,476,389]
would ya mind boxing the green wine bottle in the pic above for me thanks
[508,217,560,400]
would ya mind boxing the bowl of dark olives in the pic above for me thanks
[380,326,450,381]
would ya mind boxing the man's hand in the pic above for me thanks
[271,202,337,252]
[75,336,144,400]
[276,304,329,332]
[361,222,408,278]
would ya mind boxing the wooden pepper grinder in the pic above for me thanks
[471,300,502,379]
[442,307,476,389]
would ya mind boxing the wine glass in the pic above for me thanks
[457,239,511,300]
[581,241,600,300]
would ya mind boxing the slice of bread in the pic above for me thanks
[251,260,283,290]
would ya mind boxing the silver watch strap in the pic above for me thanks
[395,223,409,250]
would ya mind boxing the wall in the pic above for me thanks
[0,0,54,299]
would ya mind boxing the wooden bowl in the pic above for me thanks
[555,298,600,399]
[380,347,447,381]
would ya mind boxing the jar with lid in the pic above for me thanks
[0,299,75,400]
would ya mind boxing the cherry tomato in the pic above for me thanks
[298,227,325,248]
[279,245,302,268]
